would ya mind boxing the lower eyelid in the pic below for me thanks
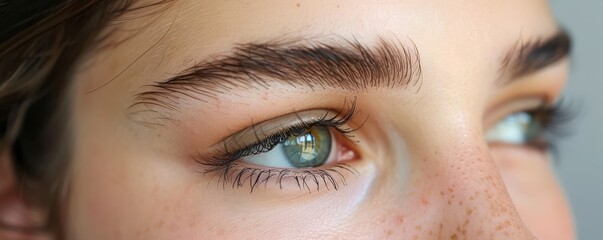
[488,142,552,159]
[207,162,360,193]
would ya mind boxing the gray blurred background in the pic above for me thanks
[550,1,603,239]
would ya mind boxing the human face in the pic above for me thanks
[67,0,574,239]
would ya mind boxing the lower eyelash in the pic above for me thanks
[205,162,359,193]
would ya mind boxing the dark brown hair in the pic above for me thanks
[0,0,158,237]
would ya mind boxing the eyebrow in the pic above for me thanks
[131,37,422,113]
[131,31,571,117]
[499,30,572,83]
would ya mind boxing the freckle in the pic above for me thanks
[495,223,504,231]
[296,3,300,7]
[466,208,473,215]
[337,4,340,8]
[450,233,458,240]
[448,187,454,193]
[447,200,451,205]
[458,200,463,205]
[396,214,405,224]
[421,197,429,205]
[438,223,444,238]
[429,230,433,235]
[414,225,422,231]
[464,219,469,227]
[440,191,444,196]
[386,229,393,236]
[501,206,508,213]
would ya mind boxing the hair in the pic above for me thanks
[0,0,171,237]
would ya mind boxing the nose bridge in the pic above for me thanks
[425,121,535,239]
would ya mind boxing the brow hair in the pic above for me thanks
[499,30,571,83]
[130,37,422,115]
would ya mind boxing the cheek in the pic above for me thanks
[67,141,380,239]
[492,147,575,240]
[67,135,208,239]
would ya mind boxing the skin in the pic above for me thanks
[65,0,574,239]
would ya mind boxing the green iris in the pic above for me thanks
[487,112,544,144]
[282,126,332,168]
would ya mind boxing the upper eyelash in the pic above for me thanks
[536,99,575,137]
[527,99,576,150]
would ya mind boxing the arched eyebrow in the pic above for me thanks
[499,30,572,84]
[130,37,422,113]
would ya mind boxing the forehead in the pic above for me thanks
[81,0,559,94]
[142,0,555,74]
[160,0,557,52]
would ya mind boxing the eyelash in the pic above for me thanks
[524,100,575,151]
[196,99,362,193]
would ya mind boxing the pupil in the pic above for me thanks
[282,126,331,168]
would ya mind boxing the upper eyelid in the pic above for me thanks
[207,109,334,154]
[484,97,547,127]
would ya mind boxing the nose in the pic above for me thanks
[406,118,537,239]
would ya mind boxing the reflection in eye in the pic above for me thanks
[486,102,573,150]
[243,126,333,168]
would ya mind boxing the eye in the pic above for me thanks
[242,126,334,168]
[486,103,573,149]
[486,111,541,145]
[198,99,363,192]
